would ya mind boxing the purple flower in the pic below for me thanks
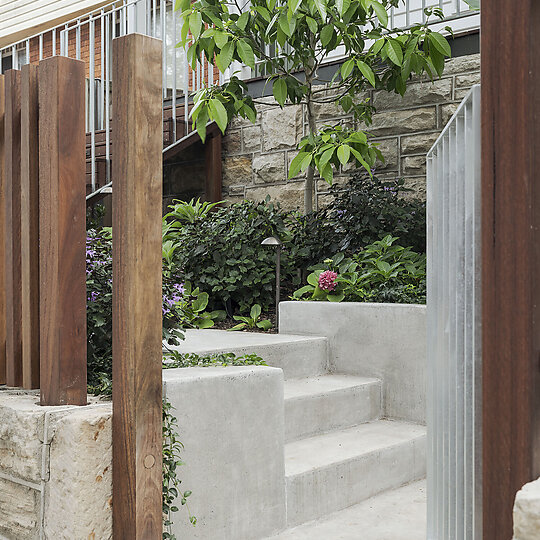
[318,270,338,292]
[88,291,99,302]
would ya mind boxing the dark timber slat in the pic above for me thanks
[0,74,5,384]
[112,34,163,539]
[205,131,223,202]
[4,70,23,388]
[20,64,40,390]
[481,1,540,537]
[38,56,87,405]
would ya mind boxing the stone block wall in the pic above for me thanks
[0,390,112,540]
[221,53,480,210]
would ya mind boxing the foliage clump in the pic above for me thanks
[293,235,426,303]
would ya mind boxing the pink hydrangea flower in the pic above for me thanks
[318,270,338,292]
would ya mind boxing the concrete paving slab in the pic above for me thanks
[267,480,427,540]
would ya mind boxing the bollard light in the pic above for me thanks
[261,236,282,330]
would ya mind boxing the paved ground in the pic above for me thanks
[267,480,427,540]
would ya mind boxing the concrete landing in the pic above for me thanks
[170,329,329,379]
[267,480,426,540]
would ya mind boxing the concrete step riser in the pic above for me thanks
[286,435,426,527]
[220,340,328,380]
[175,330,329,380]
[285,382,382,442]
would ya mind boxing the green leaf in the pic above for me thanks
[209,99,228,133]
[327,292,345,302]
[463,0,479,9]
[250,304,262,319]
[214,31,229,49]
[195,106,209,142]
[236,40,255,69]
[216,41,235,72]
[341,58,355,79]
[337,144,351,165]
[336,0,351,15]
[313,0,327,20]
[289,0,302,13]
[189,11,202,39]
[175,0,190,12]
[385,39,403,66]
[289,152,309,178]
[196,318,214,329]
[307,272,319,287]
[369,0,388,27]
[228,323,247,331]
[278,13,291,36]
[428,32,451,57]
[356,60,375,87]
[320,162,333,184]
[319,147,334,169]
[293,284,315,298]
[257,319,272,330]
[273,78,287,106]
[321,25,334,47]
[306,16,317,34]
[192,292,209,312]
[236,12,250,30]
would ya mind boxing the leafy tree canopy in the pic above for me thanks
[176,0,451,212]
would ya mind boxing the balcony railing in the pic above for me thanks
[0,0,479,195]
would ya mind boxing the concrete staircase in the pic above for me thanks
[175,328,426,538]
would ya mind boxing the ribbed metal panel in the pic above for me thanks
[426,85,481,540]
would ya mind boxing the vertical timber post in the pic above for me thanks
[112,34,163,538]
[4,69,23,388]
[20,63,40,390]
[38,56,87,405]
[0,74,5,384]
[481,1,540,537]
[205,131,222,202]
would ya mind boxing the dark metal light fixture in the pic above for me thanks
[261,236,282,330]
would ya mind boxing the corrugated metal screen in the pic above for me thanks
[426,84,481,540]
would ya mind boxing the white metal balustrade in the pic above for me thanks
[0,0,479,196]
[426,84,481,540]
[0,0,220,196]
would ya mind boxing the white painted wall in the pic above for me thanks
[0,0,109,47]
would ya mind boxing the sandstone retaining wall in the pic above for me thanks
[221,53,480,210]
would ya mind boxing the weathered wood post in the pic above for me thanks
[0,73,5,384]
[4,69,23,388]
[482,0,540,537]
[205,131,222,202]
[20,63,40,390]
[38,56,87,405]
[112,33,163,538]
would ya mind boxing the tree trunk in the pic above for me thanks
[304,98,317,214]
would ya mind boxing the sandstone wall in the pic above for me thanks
[221,53,480,210]
[0,390,112,540]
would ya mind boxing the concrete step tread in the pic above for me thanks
[173,329,327,354]
[265,480,426,540]
[285,420,426,477]
[284,375,380,400]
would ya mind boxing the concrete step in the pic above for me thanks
[171,329,328,379]
[266,480,426,540]
[285,420,426,527]
[284,375,382,442]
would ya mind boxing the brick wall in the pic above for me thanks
[221,53,481,210]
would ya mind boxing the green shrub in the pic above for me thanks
[164,198,294,313]
[290,173,426,269]
[293,235,426,304]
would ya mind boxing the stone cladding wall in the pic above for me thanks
[221,53,480,210]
